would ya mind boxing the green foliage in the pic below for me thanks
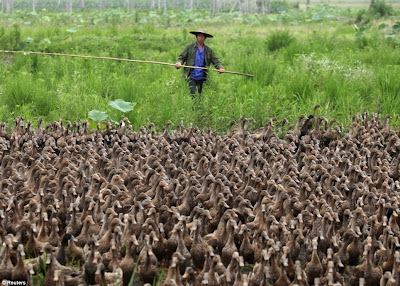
[266,30,295,52]
[269,0,291,14]
[356,1,395,23]
[355,8,370,24]
[369,0,394,18]
[109,99,137,113]
[1,7,400,132]
[88,110,109,122]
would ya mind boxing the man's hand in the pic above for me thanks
[218,68,225,73]
[175,62,182,69]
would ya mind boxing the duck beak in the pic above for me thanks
[11,236,18,245]
[239,256,244,267]
[182,271,189,279]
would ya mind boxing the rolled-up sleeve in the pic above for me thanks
[208,48,223,70]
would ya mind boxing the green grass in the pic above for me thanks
[0,7,400,132]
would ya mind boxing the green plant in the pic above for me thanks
[88,99,136,127]
[369,0,394,18]
[266,30,295,52]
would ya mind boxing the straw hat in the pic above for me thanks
[190,28,213,38]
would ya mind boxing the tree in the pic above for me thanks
[32,0,36,12]
[210,0,216,17]
[126,0,134,11]
[5,0,14,13]
[66,0,72,12]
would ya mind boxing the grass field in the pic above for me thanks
[293,0,400,8]
[0,4,399,133]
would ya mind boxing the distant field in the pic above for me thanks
[294,0,400,8]
[0,8,399,132]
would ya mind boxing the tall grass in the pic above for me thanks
[0,8,399,132]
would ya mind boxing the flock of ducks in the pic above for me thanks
[0,105,400,286]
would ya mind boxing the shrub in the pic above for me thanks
[270,0,290,13]
[266,30,295,52]
[370,0,394,18]
[355,9,370,24]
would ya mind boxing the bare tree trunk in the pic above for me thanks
[157,0,160,10]
[1,0,3,13]
[229,0,238,13]
[150,0,154,9]
[163,0,166,12]
[216,0,222,13]
[126,0,134,11]
[66,0,72,12]
[32,0,36,12]
[370,0,375,6]
[99,0,103,11]
[6,0,13,13]
[80,0,85,8]
[210,0,214,17]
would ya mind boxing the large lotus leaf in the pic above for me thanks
[384,33,396,38]
[108,99,137,113]
[67,27,78,33]
[379,23,388,30]
[88,110,109,123]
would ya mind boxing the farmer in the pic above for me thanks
[175,28,225,98]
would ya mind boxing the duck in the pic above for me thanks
[363,242,382,286]
[97,217,122,254]
[82,242,98,285]
[347,229,362,266]
[94,259,122,286]
[138,235,159,284]
[238,224,254,265]
[225,251,244,284]
[119,239,136,286]
[11,244,29,282]
[162,252,184,286]
[66,233,84,266]
[190,219,208,270]
[56,233,77,266]
[0,236,14,281]
[176,224,191,275]
[304,238,323,285]
[221,219,238,267]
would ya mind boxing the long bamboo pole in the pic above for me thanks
[0,50,254,77]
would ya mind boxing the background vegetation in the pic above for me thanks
[0,1,399,132]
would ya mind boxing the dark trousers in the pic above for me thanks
[189,79,204,98]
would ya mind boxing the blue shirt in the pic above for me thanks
[191,43,205,80]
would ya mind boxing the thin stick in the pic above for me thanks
[0,50,254,77]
